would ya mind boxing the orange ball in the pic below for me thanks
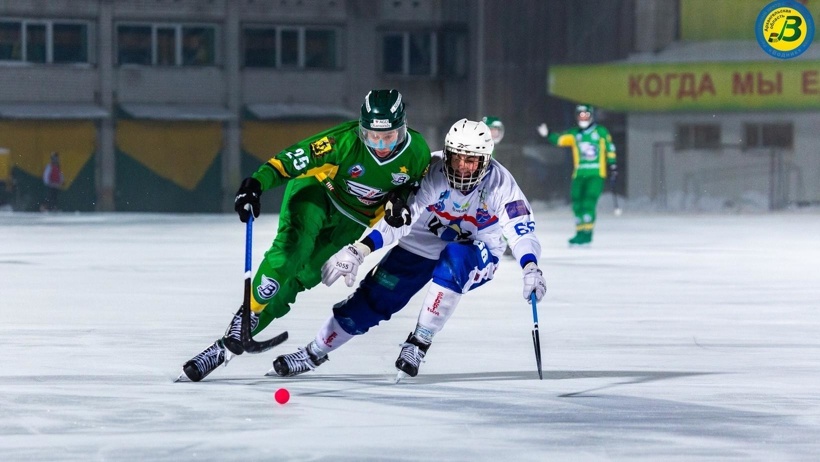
[274,388,290,404]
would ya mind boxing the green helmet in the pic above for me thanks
[359,89,408,158]
[482,116,505,144]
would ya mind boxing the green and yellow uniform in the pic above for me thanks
[250,120,430,333]
[546,123,616,244]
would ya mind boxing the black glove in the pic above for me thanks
[383,190,412,228]
[234,177,262,223]
[608,163,618,183]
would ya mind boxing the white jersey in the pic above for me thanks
[372,154,541,264]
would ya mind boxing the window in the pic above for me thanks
[182,27,214,66]
[743,123,793,149]
[156,27,176,66]
[118,25,151,65]
[117,23,218,66]
[0,22,22,60]
[53,24,88,63]
[26,23,46,63]
[242,26,339,69]
[305,29,336,68]
[675,124,721,150]
[280,28,299,67]
[0,20,91,64]
[243,29,276,67]
[381,28,467,78]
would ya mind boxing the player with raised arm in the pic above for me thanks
[537,104,617,246]
[270,119,547,381]
[178,89,431,382]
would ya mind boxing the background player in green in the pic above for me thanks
[537,104,617,246]
[179,89,431,382]
[482,116,505,144]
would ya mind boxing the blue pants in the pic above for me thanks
[333,242,498,335]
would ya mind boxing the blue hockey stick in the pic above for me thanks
[530,292,543,380]
[241,212,288,353]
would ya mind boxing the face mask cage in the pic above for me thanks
[443,147,491,191]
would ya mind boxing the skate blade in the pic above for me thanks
[264,367,278,377]
[174,372,191,383]
[394,370,408,384]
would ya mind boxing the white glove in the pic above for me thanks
[321,242,371,287]
[522,262,547,302]
[536,123,549,138]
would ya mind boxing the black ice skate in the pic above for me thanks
[395,333,431,383]
[177,340,227,382]
[221,306,259,355]
[268,341,328,377]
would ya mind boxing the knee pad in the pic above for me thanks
[432,242,494,293]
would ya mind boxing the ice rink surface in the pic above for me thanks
[1,205,819,461]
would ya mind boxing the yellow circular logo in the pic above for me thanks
[756,1,815,59]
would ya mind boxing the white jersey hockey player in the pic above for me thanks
[270,118,548,380]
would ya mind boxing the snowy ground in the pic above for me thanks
[1,206,819,461]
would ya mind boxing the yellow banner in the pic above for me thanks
[116,120,222,191]
[549,61,820,111]
[0,121,96,187]
[681,0,820,42]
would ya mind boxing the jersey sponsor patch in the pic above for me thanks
[579,142,598,160]
[475,207,491,224]
[452,200,470,212]
[373,266,399,290]
[505,200,530,218]
[391,172,410,185]
[256,275,280,300]
[310,137,333,157]
[345,179,385,205]
[348,164,365,178]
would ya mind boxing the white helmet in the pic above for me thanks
[443,118,494,191]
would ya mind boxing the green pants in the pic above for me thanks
[570,175,605,233]
[251,178,366,334]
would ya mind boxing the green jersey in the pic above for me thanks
[252,120,431,227]
[547,124,616,179]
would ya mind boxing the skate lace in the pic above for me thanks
[281,348,319,373]
[226,310,259,340]
[398,342,426,367]
[192,343,224,373]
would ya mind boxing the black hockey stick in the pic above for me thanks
[610,175,622,216]
[530,292,543,380]
[241,211,288,353]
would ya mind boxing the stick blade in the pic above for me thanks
[532,328,543,380]
[243,331,289,354]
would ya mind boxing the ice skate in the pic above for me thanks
[221,306,259,355]
[177,340,229,382]
[394,333,430,382]
[267,341,328,377]
[568,231,592,247]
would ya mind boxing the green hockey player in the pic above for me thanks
[482,116,505,144]
[537,104,617,246]
[179,89,432,382]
